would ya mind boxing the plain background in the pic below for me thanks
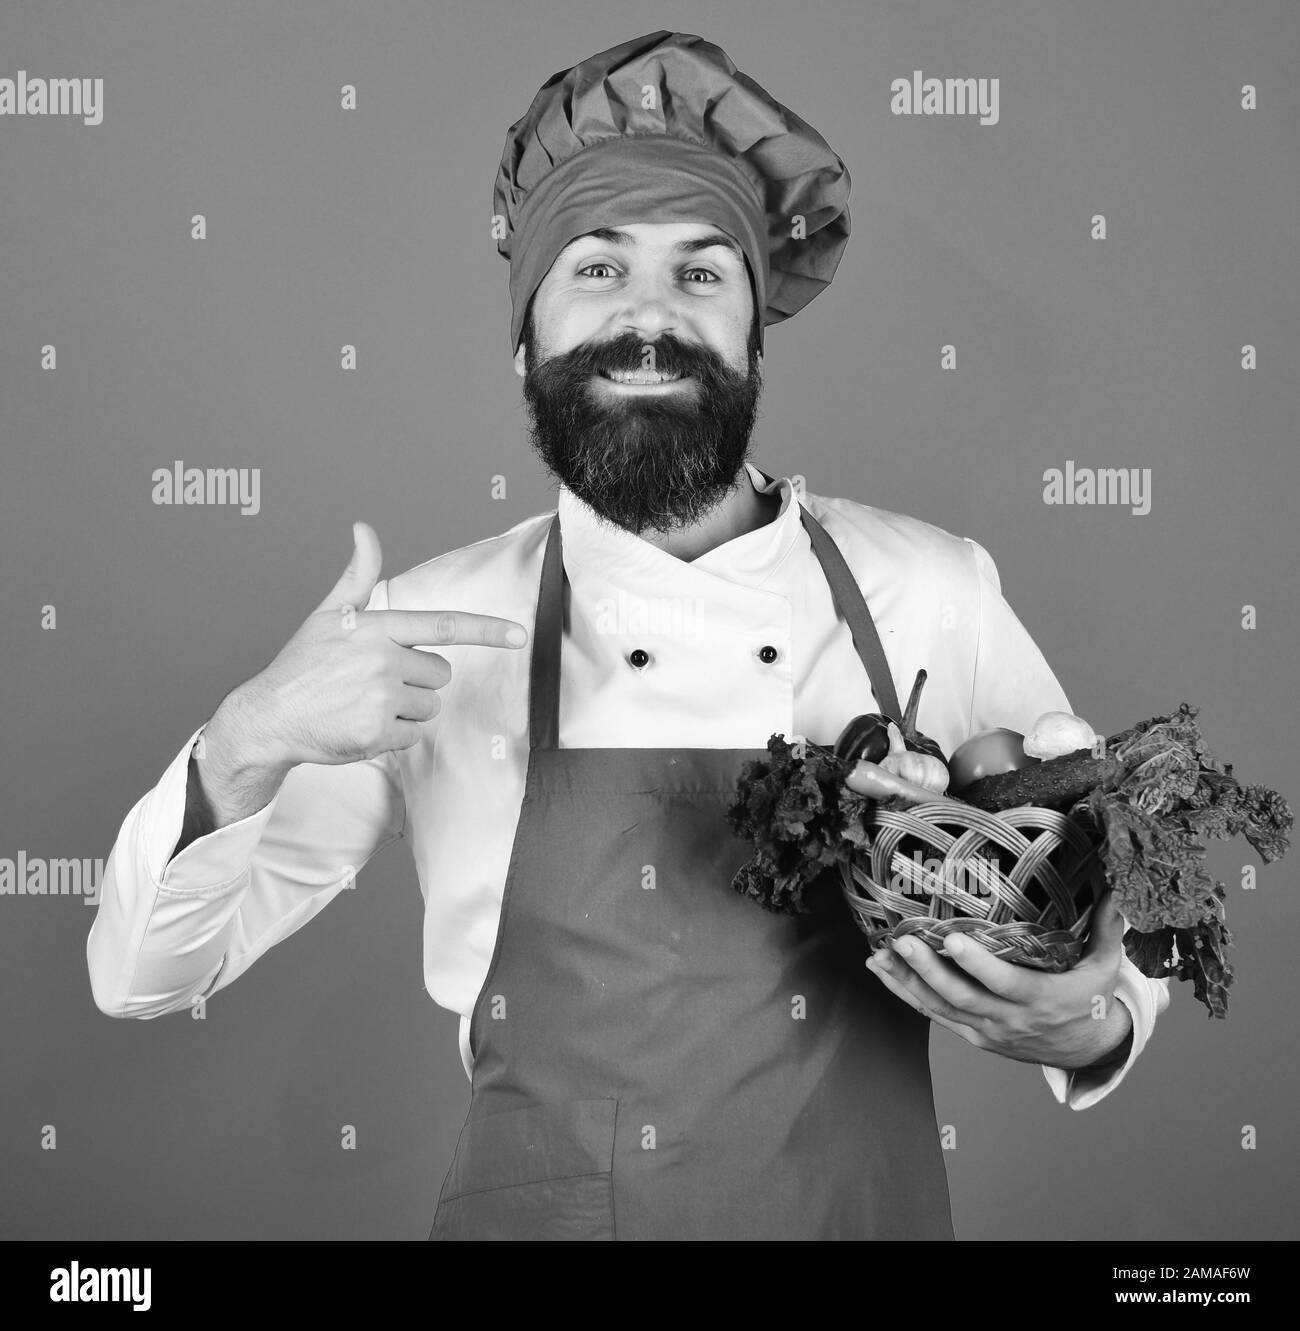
[1,0,1296,1239]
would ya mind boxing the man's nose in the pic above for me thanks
[615,277,684,341]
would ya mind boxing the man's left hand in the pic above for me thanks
[864,891,1133,1071]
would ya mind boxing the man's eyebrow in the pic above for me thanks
[565,227,744,260]
[673,231,744,260]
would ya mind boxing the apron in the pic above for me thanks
[430,498,955,1241]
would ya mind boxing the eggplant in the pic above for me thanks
[833,713,892,764]
[834,668,950,768]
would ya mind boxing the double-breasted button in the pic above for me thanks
[758,645,779,664]
[629,648,650,668]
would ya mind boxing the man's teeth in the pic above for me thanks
[604,369,682,384]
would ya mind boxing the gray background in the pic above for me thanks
[2,0,1296,1239]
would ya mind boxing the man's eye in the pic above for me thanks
[575,264,720,283]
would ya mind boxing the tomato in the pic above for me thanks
[947,728,1040,792]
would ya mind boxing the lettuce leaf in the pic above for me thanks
[725,736,871,913]
[1075,703,1293,1018]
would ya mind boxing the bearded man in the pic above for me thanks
[88,31,1168,1241]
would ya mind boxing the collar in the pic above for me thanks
[556,462,805,591]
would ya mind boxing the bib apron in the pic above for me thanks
[430,500,955,1241]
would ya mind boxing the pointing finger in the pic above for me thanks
[374,609,529,650]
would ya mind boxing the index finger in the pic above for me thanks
[371,609,529,649]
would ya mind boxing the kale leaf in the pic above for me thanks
[725,735,871,913]
[1077,703,1292,1018]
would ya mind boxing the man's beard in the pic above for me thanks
[521,324,763,535]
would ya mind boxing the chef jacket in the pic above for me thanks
[87,463,1170,1107]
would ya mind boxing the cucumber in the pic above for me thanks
[953,749,1125,812]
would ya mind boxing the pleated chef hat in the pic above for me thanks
[492,30,852,355]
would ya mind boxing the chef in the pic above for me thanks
[87,31,1169,1241]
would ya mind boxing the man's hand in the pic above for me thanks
[222,521,529,771]
[223,519,526,771]
[864,891,1134,1071]
[175,522,529,853]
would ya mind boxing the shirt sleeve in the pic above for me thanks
[86,580,408,1018]
[1041,960,1172,1109]
[965,537,1073,733]
[963,538,1171,1107]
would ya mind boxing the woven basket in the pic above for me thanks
[840,797,1107,971]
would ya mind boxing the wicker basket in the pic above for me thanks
[840,797,1107,971]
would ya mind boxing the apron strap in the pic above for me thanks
[794,503,903,725]
[531,514,567,752]
[530,482,903,750]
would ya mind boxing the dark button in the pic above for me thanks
[629,648,650,668]
[758,645,779,664]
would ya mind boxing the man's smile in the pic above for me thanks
[595,368,695,393]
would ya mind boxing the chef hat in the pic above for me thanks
[492,30,852,354]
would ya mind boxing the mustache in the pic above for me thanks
[537,331,731,381]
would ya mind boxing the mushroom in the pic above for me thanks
[1023,711,1099,761]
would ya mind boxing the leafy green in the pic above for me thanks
[1077,791,1234,1016]
[1074,703,1293,1018]
[724,736,873,913]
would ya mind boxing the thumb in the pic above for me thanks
[1083,889,1126,962]
[316,521,383,613]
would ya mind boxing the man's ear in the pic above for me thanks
[513,340,526,378]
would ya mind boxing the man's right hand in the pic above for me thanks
[217,520,529,771]
[176,523,529,852]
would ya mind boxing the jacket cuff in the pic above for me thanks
[142,725,281,893]
[1041,957,1167,1110]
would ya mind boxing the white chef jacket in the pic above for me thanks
[86,463,1169,1108]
